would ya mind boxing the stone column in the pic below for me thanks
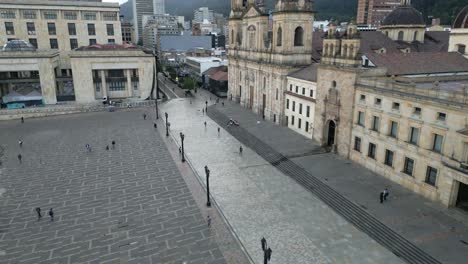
[126,69,133,98]
[100,70,107,98]
[39,59,57,105]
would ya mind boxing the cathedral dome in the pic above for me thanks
[381,5,425,26]
[453,5,468,29]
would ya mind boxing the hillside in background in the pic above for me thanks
[120,0,466,26]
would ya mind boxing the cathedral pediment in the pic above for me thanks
[242,5,262,18]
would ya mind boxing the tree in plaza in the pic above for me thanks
[182,77,196,92]
[167,66,177,80]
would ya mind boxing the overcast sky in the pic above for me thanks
[102,0,127,4]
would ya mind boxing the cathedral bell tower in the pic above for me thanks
[322,21,361,67]
[272,0,315,65]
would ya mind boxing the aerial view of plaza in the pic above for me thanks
[0,0,468,263]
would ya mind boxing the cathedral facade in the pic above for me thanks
[227,0,315,124]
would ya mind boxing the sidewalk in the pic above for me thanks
[209,101,468,264]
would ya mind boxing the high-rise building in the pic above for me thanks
[357,0,402,27]
[133,0,165,43]
[194,7,214,23]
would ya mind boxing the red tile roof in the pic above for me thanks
[209,71,228,81]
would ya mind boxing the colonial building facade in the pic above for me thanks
[228,0,314,124]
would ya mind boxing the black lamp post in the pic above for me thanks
[165,112,169,137]
[153,52,160,119]
[180,132,185,163]
[205,165,211,207]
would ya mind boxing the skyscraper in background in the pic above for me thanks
[357,0,402,27]
[133,0,165,43]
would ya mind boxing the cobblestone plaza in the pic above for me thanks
[0,111,228,264]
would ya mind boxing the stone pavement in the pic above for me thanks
[0,110,227,264]
[209,101,468,264]
[158,89,405,264]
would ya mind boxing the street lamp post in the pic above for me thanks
[153,52,160,119]
[180,132,185,163]
[205,165,211,207]
[165,112,169,137]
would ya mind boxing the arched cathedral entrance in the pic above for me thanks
[326,120,336,146]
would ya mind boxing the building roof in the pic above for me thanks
[365,52,468,76]
[76,43,139,51]
[160,34,212,51]
[209,71,228,81]
[288,64,318,82]
[453,5,468,29]
[1,40,36,52]
[381,5,425,26]
[203,65,227,76]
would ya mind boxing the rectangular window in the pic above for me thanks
[29,38,37,48]
[414,107,422,115]
[48,23,56,35]
[384,150,394,167]
[305,121,309,132]
[49,39,58,49]
[102,12,117,21]
[295,86,298,93]
[409,127,419,145]
[432,134,444,153]
[403,157,414,176]
[437,112,446,122]
[285,116,288,125]
[354,137,361,152]
[375,98,382,106]
[389,121,398,138]
[70,39,78,49]
[368,143,376,159]
[276,89,278,100]
[302,87,305,95]
[310,90,314,97]
[392,102,400,110]
[298,118,302,129]
[357,111,365,127]
[372,116,380,132]
[43,11,57,20]
[26,22,35,35]
[5,22,14,35]
[292,101,296,112]
[106,24,114,36]
[0,10,16,19]
[360,94,366,101]
[89,39,97,45]
[291,116,295,125]
[289,84,292,91]
[425,166,437,186]
[83,12,97,20]
[63,11,77,20]
[306,106,310,117]
[299,103,302,115]
[108,39,115,43]
[286,99,289,109]
[88,24,96,35]
[68,23,76,35]
[22,10,36,19]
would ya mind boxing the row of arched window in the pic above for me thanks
[385,30,420,42]
[230,25,305,47]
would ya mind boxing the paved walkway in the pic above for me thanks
[208,101,468,264]
[157,86,404,264]
[0,110,227,264]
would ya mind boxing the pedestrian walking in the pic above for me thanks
[204,121,207,128]
[153,123,157,128]
[383,188,389,201]
[380,191,384,204]
[202,109,205,115]
[143,113,147,120]
[261,237,267,251]
[48,208,54,221]
[18,140,23,148]
[207,215,211,228]
[217,127,220,135]
[35,207,42,221]
[222,101,224,107]
[105,145,109,151]
[85,144,91,152]
[21,117,24,123]
[179,147,182,154]
[111,140,115,149]
[17,154,22,164]
[239,146,243,156]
